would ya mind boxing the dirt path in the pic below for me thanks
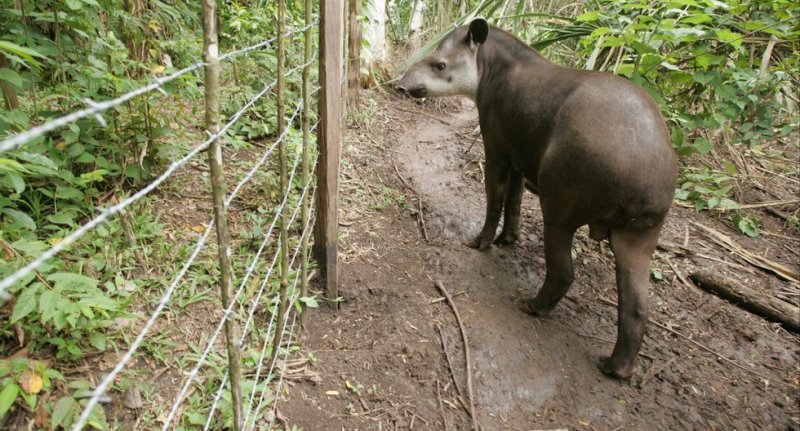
[280,93,799,430]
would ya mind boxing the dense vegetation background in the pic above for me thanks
[0,0,797,428]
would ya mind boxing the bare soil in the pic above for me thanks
[279,91,800,431]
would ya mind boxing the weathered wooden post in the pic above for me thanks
[315,0,344,307]
[201,0,243,428]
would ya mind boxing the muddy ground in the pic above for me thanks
[279,92,799,431]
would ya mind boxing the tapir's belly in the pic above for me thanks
[483,99,676,229]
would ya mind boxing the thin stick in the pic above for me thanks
[434,280,478,431]
[738,198,799,209]
[393,160,429,241]
[437,326,468,412]
[202,0,243,426]
[437,379,451,431]
[657,253,692,288]
[418,195,429,241]
[598,296,796,389]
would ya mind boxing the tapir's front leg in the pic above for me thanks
[466,150,509,250]
[494,169,523,245]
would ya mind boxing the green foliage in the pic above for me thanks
[523,0,799,235]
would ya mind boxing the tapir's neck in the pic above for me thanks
[476,29,553,83]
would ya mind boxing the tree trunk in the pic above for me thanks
[347,0,361,111]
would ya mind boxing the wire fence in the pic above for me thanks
[0,0,338,429]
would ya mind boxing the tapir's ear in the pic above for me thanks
[467,18,489,46]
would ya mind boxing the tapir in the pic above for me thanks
[395,18,677,379]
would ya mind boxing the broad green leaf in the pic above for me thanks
[47,273,98,291]
[300,296,320,308]
[6,172,25,194]
[715,29,742,47]
[0,68,23,89]
[77,295,119,311]
[11,285,40,323]
[2,208,37,231]
[51,396,76,429]
[39,289,59,317]
[66,0,83,10]
[89,334,106,350]
[0,383,20,418]
[10,239,48,257]
[15,152,58,170]
[0,41,46,67]
[0,158,29,174]
[55,187,84,201]
[576,11,601,21]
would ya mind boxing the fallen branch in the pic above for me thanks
[434,280,479,431]
[738,198,799,209]
[393,160,430,242]
[690,221,799,284]
[437,326,470,415]
[689,271,800,333]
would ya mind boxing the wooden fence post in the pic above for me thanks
[202,0,243,428]
[315,0,344,307]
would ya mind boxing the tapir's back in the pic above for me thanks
[475,38,676,228]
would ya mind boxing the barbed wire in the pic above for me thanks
[205,146,320,429]
[218,20,317,61]
[68,69,316,431]
[0,23,316,154]
[0,61,314,302]
[250,273,304,429]
[265,311,300,431]
[159,111,316,430]
[239,166,318,428]
[243,190,315,430]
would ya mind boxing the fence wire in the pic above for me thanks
[0,14,324,431]
[0,24,317,154]
[0,59,314,302]
[160,112,310,429]
[67,64,318,431]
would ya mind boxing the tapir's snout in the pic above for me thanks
[394,83,427,98]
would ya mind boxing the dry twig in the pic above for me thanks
[690,221,799,283]
[434,280,479,431]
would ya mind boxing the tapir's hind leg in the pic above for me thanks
[598,223,662,379]
[522,223,577,315]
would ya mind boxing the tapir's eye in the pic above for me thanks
[434,62,446,71]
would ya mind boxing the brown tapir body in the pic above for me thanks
[396,19,677,379]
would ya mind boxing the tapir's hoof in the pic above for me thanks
[597,356,634,380]
[493,231,518,246]
[465,236,492,251]
[520,298,553,317]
